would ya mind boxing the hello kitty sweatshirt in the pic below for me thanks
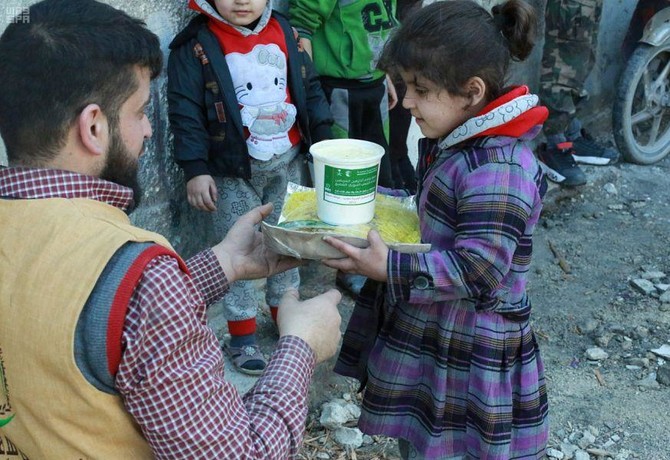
[168,1,333,180]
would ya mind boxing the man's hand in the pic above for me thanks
[187,175,217,212]
[278,289,342,364]
[212,203,302,283]
[322,230,389,282]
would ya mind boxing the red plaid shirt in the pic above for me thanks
[0,166,316,458]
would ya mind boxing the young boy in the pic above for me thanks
[288,0,398,296]
[168,0,333,375]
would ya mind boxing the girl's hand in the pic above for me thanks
[322,230,389,282]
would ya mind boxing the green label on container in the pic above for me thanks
[323,164,378,205]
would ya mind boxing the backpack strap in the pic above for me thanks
[193,42,227,127]
[192,39,252,178]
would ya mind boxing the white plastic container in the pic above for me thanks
[310,139,385,225]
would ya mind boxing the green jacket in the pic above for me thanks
[289,0,398,82]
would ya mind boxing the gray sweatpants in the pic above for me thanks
[212,145,302,323]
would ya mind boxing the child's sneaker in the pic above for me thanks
[537,142,587,187]
[571,129,619,165]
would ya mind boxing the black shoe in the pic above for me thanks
[336,271,366,298]
[537,142,587,187]
[571,129,619,165]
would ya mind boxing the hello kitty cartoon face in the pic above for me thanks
[226,44,288,107]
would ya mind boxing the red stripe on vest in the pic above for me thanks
[106,245,189,376]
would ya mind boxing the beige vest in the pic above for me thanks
[0,197,176,459]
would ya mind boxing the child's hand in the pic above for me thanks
[298,37,313,60]
[186,175,217,212]
[322,230,389,282]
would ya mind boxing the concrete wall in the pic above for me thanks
[0,0,634,257]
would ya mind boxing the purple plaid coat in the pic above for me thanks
[335,120,550,459]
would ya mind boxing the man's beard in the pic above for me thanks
[100,125,142,212]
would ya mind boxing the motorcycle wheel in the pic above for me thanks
[613,42,670,165]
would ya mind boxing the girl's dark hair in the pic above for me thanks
[0,0,162,166]
[379,0,537,102]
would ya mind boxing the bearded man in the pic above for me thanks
[0,1,342,458]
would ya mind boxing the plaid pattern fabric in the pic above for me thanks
[0,165,134,209]
[336,133,549,459]
[0,166,316,458]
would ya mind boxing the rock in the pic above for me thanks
[585,347,609,361]
[362,434,374,446]
[581,431,596,448]
[580,318,600,334]
[650,344,670,359]
[638,372,660,389]
[547,447,565,459]
[333,427,364,449]
[316,453,330,459]
[626,357,650,368]
[656,283,670,292]
[609,324,626,334]
[595,333,613,348]
[603,183,617,194]
[660,290,670,303]
[587,447,615,457]
[320,400,358,429]
[603,439,616,448]
[560,442,578,459]
[634,326,649,339]
[629,278,656,295]
[615,449,633,460]
[569,430,583,444]
[656,365,670,386]
[345,403,361,419]
[640,270,666,280]
[578,430,596,449]
[574,450,590,460]
[603,421,617,430]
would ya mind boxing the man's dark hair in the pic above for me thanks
[0,0,162,165]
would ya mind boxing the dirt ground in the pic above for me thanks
[289,151,670,459]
